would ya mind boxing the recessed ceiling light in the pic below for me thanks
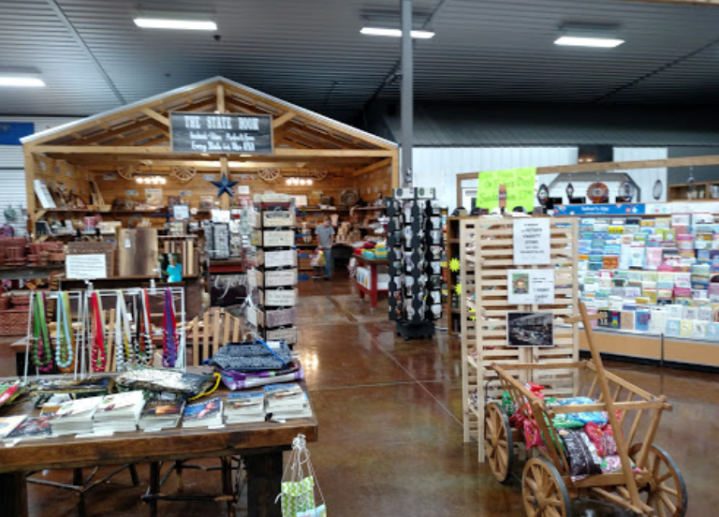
[360,27,435,39]
[134,11,217,31]
[0,72,45,88]
[555,36,624,48]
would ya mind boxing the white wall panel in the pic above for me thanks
[0,117,78,236]
[614,147,668,202]
[412,147,578,209]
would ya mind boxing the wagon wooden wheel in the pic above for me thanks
[484,402,513,484]
[522,457,572,517]
[629,444,688,517]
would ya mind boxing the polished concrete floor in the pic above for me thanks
[1,274,716,516]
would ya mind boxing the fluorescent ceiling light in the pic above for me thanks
[134,13,217,31]
[361,27,435,39]
[555,35,624,48]
[0,73,45,87]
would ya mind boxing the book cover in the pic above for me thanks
[635,310,651,332]
[141,400,184,419]
[0,415,27,440]
[182,397,222,423]
[227,391,265,412]
[6,416,52,440]
[55,396,102,419]
[264,383,304,404]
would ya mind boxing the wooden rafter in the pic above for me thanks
[216,84,226,113]
[272,112,296,129]
[352,158,392,177]
[140,108,170,127]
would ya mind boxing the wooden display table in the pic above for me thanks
[0,384,318,517]
[354,254,388,310]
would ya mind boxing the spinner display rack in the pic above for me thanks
[387,188,443,340]
[247,199,299,348]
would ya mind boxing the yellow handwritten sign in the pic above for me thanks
[476,167,536,212]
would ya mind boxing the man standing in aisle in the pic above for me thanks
[316,216,335,280]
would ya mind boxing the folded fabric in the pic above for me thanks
[209,340,293,372]
[219,362,305,390]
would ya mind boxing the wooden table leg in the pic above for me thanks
[149,461,161,517]
[245,451,283,517]
[0,472,28,517]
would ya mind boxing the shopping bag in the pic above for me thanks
[277,434,327,517]
[310,250,325,268]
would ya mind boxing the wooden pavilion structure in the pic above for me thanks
[21,76,398,233]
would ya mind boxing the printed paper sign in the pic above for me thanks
[265,250,295,268]
[263,231,294,247]
[265,270,296,287]
[476,167,536,212]
[263,211,294,228]
[66,254,107,280]
[507,269,555,305]
[266,327,298,345]
[264,289,297,307]
[514,219,550,265]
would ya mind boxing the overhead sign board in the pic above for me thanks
[170,112,273,154]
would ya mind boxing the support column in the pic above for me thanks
[401,0,413,189]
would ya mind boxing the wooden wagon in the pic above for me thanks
[484,303,687,517]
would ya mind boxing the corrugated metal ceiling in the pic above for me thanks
[2,0,719,121]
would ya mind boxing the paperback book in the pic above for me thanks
[139,400,185,430]
[182,397,223,428]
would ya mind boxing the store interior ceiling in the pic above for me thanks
[4,0,719,124]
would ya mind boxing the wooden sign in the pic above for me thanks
[266,327,298,345]
[265,307,297,328]
[263,210,295,228]
[263,230,294,247]
[170,112,273,154]
[265,270,297,287]
[264,289,297,307]
[265,250,295,269]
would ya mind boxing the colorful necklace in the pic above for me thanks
[134,289,153,365]
[32,292,53,373]
[55,291,74,373]
[162,288,178,368]
[115,290,133,371]
[90,292,106,372]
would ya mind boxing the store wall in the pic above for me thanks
[413,147,578,210]
[667,146,719,184]
[0,117,78,235]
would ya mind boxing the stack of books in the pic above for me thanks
[4,416,53,441]
[93,391,146,433]
[182,397,223,428]
[0,415,28,440]
[225,392,265,424]
[52,396,103,436]
[139,400,185,430]
[264,384,312,420]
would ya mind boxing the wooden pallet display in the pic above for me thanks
[460,217,580,462]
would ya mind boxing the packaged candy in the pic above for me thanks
[523,419,543,450]
[551,397,608,426]
[600,455,640,474]
[585,423,617,457]
[501,391,514,416]
[552,414,585,430]
[525,382,546,399]
[558,429,602,480]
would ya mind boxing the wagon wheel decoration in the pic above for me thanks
[485,402,513,484]
[522,457,572,517]
[171,165,197,182]
[629,444,688,517]
[312,169,328,181]
[117,164,140,180]
[259,168,281,182]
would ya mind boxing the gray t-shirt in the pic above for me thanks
[315,225,335,248]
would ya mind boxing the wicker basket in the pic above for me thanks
[0,309,29,336]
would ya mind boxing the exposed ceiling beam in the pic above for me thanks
[537,154,719,175]
[140,108,170,127]
[273,112,296,129]
[618,0,719,4]
[45,0,126,104]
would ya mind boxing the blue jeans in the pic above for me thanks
[323,247,333,277]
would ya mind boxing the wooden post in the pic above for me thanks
[220,157,231,210]
[390,150,400,189]
[24,148,36,238]
[245,451,284,517]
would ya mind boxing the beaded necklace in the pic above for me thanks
[115,290,133,371]
[55,291,75,373]
[32,292,53,373]
[90,292,106,372]
[162,288,178,368]
[134,289,153,365]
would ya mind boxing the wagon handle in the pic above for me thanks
[578,301,645,511]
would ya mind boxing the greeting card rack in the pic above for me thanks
[246,197,299,348]
[387,188,443,340]
[459,216,580,462]
[23,286,187,382]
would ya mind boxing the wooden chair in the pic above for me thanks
[142,308,246,517]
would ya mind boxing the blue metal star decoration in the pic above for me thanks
[210,173,238,198]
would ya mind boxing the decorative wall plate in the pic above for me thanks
[652,179,663,200]
[537,184,549,206]
[313,169,328,181]
[587,182,609,204]
[617,179,636,202]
